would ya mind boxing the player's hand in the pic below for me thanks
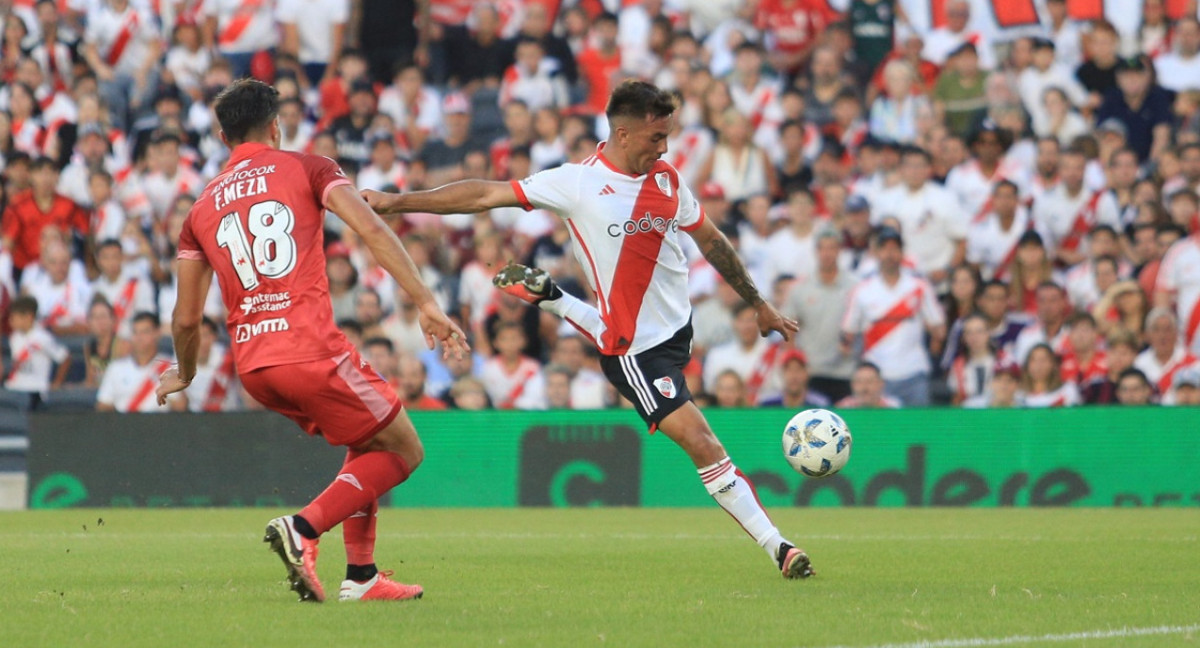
[155,366,190,406]
[418,302,470,359]
[756,302,799,342]
[361,189,398,214]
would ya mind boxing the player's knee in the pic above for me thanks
[403,436,424,472]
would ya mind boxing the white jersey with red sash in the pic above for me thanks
[1156,235,1200,355]
[511,144,704,356]
[480,356,546,410]
[189,343,240,412]
[945,157,1031,225]
[1032,184,1121,255]
[30,40,73,92]
[141,165,204,222]
[204,0,278,53]
[666,127,714,189]
[92,272,156,337]
[4,324,68,395]
[1134,346,1200,394]
[729,78,786,153]
[96,354,174,412]
[27,278,92,331]
[85,3,157,76]
[966,206,1039,281]
[842,270,945,381]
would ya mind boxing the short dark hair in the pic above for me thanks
[214,79,281,145]
[855,361,882,377]
[200,316,220,333]
[10,295,38,317]
[30,156,57,172]
[993,179,1019,195]
[1117,367,1151,388]
[337,319,364,337]
[605,80,677,123]
[95,238,122,254]
[132,311,160,328]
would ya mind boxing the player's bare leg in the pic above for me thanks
[656,403,815,579]
[265,411,426,602]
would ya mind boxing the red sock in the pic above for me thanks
[338,450,378,566]
[299,451,410,535]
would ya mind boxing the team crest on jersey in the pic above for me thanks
[655,172,672,198]
[653,377,676,399]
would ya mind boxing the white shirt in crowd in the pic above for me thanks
[85,2,159,76]
[966,206,1046,281]
[1157,235,1200,356]
[188,342,242,412]
[97,353,174,412]
[92,271,156,338]
[1032,185,1120,255]
[204,0,279,54]
[275,0,349,65]
[702,336,768,394]
[480,356,546,410]
[842,270,945,381]
[873,182,967,278]
[4,325,68,396]
[1154,51,1200,92]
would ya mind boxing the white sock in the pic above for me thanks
[540,292,605,342]
[699,457,786,561]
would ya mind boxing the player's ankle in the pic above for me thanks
[346,563,377,582]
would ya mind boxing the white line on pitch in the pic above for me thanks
[816,623,1200,648]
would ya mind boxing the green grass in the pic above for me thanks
[0,509,1196,648]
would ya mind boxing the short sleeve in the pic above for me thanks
[176,214,207,262]
[1,204,18,240]
[512,165,580,215]
[841,285,864,334]
[46,334,69,364]
[275,0,297,22]
[1157,244,1180,293]
[96,366,116,406]
[301,154,353,208]
[330,0,350,23]
[919,280,946,326]
[677,179,705,232]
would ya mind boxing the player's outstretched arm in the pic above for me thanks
[362,180,521,215]
[157,258,212,405]
[327,184,469,357]
[687,217,799,342]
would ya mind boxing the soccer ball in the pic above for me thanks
[782,409,852,478]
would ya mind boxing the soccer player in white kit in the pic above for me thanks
[364,80,815,580]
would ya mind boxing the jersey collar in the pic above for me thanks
[226,142,273,169]
[595,141,641,178]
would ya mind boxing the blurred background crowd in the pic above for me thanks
[4,0,1200,414]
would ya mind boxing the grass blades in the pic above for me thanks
[1,508,1196,647]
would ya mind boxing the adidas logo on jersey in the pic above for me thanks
[598,184,615,196]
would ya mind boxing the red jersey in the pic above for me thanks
[1,191,88,269]
[756,0,839,57]
[177,143,353,372]
[577,47,620,115]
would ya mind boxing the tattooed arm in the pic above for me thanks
[688,217,799,341]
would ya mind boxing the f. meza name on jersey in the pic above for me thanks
[212,162,275,211]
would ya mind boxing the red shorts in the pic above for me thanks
[240,348,403,448]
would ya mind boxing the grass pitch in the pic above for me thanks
[1,508,1196,648]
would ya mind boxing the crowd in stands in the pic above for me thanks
[4,0,1200,413]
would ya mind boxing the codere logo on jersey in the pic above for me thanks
[607,211,678,237]
[234,317,290,343]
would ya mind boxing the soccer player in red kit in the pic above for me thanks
[364,80,816,580]
[155,79,468,603]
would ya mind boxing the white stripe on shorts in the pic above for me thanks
[620,355,658,415]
